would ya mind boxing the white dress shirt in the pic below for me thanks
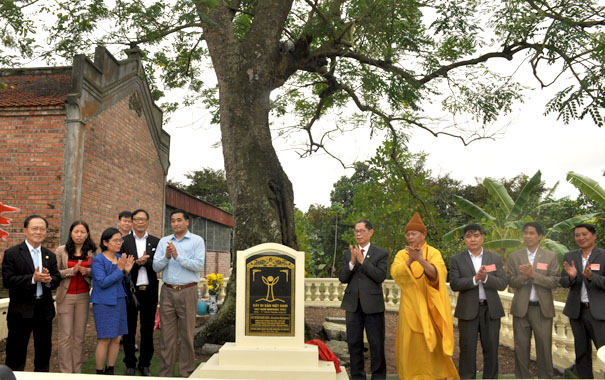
[134,232,150,286]
[581,251,592,303]
[469,249,487,301]
[527,247,539,302]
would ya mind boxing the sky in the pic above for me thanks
[163,80,605,211]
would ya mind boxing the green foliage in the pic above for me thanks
[169,168,231,212]
[444,170,602,260]
[567,171,605,209]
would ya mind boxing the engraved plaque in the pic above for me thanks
[245,253,295,336]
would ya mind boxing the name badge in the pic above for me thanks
[485,264,497,272]
[536,262,548,270]
[591,263,600,271]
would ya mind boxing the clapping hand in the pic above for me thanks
[72,260,81,275]
[136,253,150,265]
[34,266,52,283]
[563,260,577,280]
[519,263,534,279]
[349,245,364,265]
[583,265,593,280]
[166,242,178,259]
[475,265,487,282]
[406,245,423,263]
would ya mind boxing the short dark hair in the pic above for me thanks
[131,209,149,220]
[170,209,190,220]
[463,223,484,236]
[523,222,544,236]
[65,220,97,259]
[575,223,596,234]
[118,211,132,220]
[24,214,48,228]
[355,219,373,230]
[99,227,121,251]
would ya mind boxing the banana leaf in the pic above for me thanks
[485,239,522,250]
[453,195,496,221]
[542,238,569,264]
[443,224,466,242]
[484,177,514,215]
[547,213,600,236]
[508,170,541,220]
[567,171,605,208]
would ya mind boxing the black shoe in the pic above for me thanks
[125,367,135,376]
[138,366,151,376]
[104,366,114,375]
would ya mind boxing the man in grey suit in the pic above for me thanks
[561,223,605,379]
[450,223,507,379]
[505,222,560,379]
[339,219,388,380]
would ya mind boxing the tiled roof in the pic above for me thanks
[0,71,72,107]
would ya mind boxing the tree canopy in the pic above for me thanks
[3,0,604,345]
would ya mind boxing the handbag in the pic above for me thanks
[126,278,140,310]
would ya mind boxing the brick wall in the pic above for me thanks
[200,250,232,278]
[79,94,165,246]
[0,107,66,252]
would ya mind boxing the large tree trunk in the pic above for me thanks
[194,0,297,346]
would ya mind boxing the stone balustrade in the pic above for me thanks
[0,277,603,377]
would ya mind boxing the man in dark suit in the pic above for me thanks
[505,222,560,379]
[2,215,60,371]
[121,209,160,376]
[450,223,507,379]
[338,219,388,380]
[561,223,605,379]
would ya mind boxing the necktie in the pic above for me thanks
[32,248,42,297]
[361,249,365,257]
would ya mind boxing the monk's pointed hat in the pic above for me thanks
[405,212,426,234]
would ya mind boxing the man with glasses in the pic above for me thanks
[338,219,388,380]
[2,215,61,371]
[121,209,159,376]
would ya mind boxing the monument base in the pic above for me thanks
[193,342,347,380]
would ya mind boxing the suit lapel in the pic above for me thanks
[462,251,476,275]
[20,242,35,272]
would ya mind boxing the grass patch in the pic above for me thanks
[81,351,200,376]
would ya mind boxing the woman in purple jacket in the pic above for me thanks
[90,227,134,374]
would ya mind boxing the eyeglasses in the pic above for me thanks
[109,238,123,243]
[28,227,47,232]
[133,218,149,222]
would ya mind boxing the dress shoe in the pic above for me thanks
[138,366,151,376]
[125,367,135,376]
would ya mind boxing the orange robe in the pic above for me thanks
[390,243,459,380]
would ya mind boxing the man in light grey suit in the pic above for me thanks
[505,222,560,379]
[561,223,605,379]
[450,223,507,379]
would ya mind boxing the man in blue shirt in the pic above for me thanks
[153,209,205,377]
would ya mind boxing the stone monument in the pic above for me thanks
[194,243,346,379]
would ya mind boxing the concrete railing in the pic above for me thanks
[0,277,603,377]
[304,278,605,377]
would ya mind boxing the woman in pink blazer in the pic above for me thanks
[55,220,97,373]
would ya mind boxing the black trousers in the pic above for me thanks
[570,305,605,379]
[458,304,501,379]
[5,299,53,371]
[123,286,158,368]
[345,304,386,380]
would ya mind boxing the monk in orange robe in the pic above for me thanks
[391,212,459,380]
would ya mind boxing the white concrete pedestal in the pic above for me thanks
[193,342,346,380]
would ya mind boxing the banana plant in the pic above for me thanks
[444,170,600,261]
[567,171,605,209]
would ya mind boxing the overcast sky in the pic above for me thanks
[164,84,605,211]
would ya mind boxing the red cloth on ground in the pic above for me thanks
[305,339,342,373]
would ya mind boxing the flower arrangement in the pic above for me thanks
[206,273,224,296]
